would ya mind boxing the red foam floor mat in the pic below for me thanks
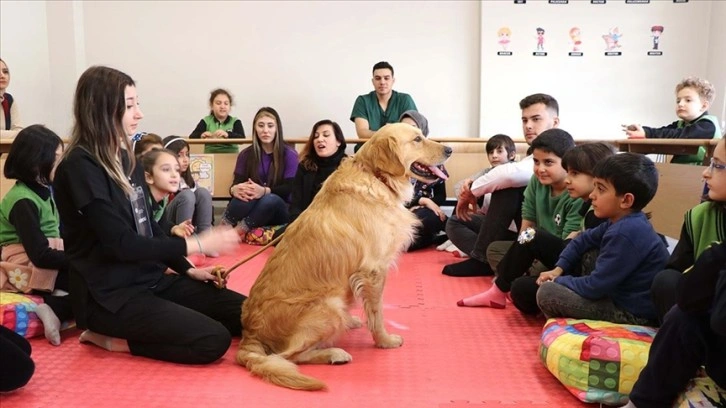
[2,246,592,407]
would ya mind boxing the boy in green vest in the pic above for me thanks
[623,76,722,165]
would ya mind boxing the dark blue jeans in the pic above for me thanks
[222,194,289,229]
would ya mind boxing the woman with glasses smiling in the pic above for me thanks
[625,137,726,408]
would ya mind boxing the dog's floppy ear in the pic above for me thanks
[368,135,406,177]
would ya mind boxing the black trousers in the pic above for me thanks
[408,207,447,251]
[493,228,567,314]
[651,268,682,324]
[629,305,726,407]
[84,275,246,364]
[0,325,34,392]
[470,187,525,262]
[495,228,566,292]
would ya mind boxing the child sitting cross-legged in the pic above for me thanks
[456,129,584,308]
[457,142,615,312]
[141,149,197,241]
[0,125,73,345]
[535,153,670,325]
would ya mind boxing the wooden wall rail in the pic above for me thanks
[0,137,715,238]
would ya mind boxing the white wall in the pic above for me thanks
[479,0,714,140]
[2,0,724,140]
[77,0,480,138]
[706,0,726,133]
[0,1,52,131]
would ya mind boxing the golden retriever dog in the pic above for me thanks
[236,123,452,390]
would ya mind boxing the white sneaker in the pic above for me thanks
[436,240,453,251]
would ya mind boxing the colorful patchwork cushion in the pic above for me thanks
[244,225,285,246]
[540,318,726,407]
[675,370,726,408]
[0,292,45,339]
[539,318,656,406]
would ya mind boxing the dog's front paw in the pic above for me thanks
[329,348,353,365]
[375,333,403,349]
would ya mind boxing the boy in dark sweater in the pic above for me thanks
[535,153,669,325]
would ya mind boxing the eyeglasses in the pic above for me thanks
[707,158,726,174]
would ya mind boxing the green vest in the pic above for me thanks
[202,115,240,154]
[671,114,722,165]
[684,201,725,262]
[148,195,168,223]
[0,182,60,245]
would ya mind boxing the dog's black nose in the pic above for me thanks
[444,146,453,157]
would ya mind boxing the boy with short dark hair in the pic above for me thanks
[457,129,584,307]
[536,153,669,325]
[350,61,417,149]
[438,134,516,254]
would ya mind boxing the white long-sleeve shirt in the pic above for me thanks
[470,155,534,197]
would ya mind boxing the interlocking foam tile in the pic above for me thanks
[1,247,585,408]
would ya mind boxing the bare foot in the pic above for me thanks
[35,303,61,346]
[79,330,130,353]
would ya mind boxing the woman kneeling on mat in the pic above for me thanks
[53,65,245,364]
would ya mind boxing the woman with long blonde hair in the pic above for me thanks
[222,106,299,235]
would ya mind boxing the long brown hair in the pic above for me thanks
[243,107,286,186]
[299,120,345,171]
[66,66,136,196]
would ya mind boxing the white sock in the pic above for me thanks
[446,244,460,253]
[436,240,453,251]
[35,303,61,346]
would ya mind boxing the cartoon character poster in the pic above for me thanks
[189,154,214,195]
[602,27,622,56]
[497,27,512,56]
[533,27,547,56]
[649,25,663,56]
[568,27,583,56]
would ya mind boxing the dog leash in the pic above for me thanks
[212,233,285,289]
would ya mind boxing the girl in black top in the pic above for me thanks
[399,111,449,251]
[53,66,245,364]
[289,120,347,223]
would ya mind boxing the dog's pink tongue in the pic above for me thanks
[429,166,448,180]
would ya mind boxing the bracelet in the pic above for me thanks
[193,233,203,254]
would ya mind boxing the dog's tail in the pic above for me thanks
[236,338,327,391]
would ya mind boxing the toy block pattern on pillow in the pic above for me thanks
[0,292,45,339]
[539,318,656,406]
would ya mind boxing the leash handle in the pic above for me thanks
[213,233,284,289]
